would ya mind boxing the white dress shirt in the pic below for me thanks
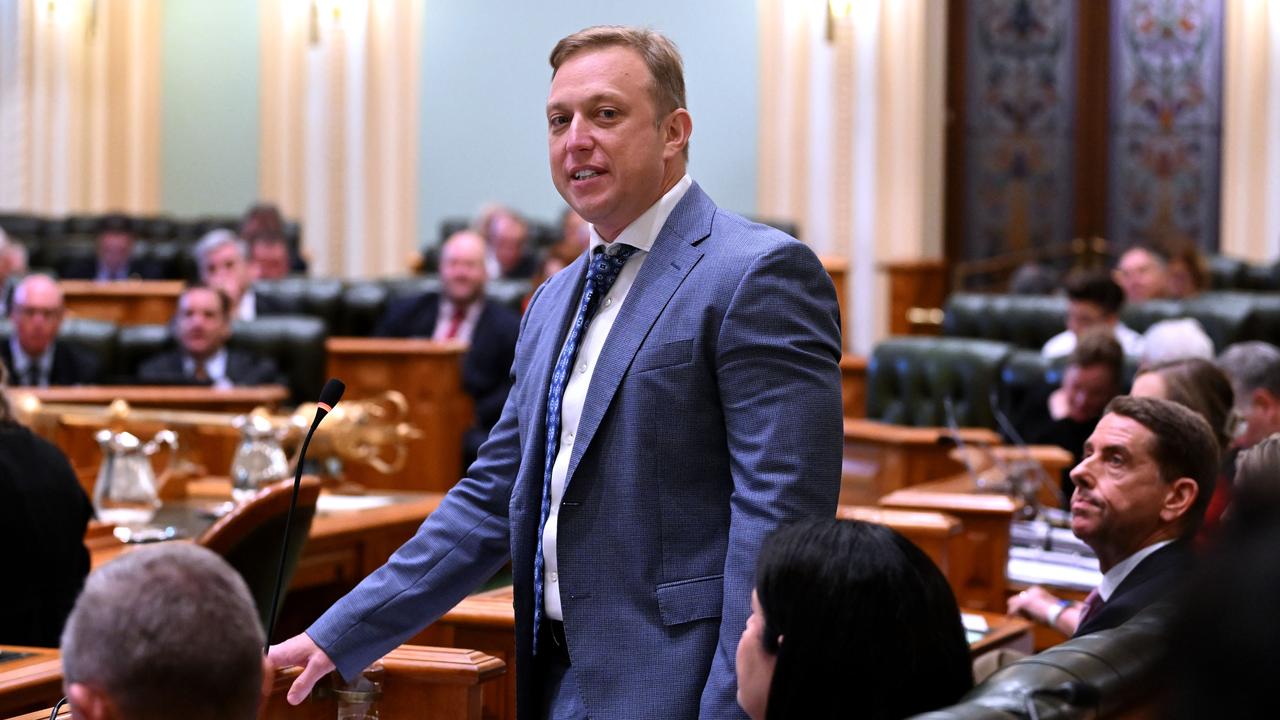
[541,174,693,621]
[432,298,483,343]
[237,289,258,322]
[1042,323,1144,359]
[1097,539,1173,601]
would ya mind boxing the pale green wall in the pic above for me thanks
[417,1,760,249]
[160,0,260,216]
[158,1,760,242]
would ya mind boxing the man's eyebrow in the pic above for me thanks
[547,91,626,112]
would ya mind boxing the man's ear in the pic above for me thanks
[68,682,114,720]
[1160,477,1199,524]
[661,108,693,159]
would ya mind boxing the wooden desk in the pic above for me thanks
[7,644,503,720]
[424,587,1032,720]
[59,280,183,325]
[841,419,1002,505]
[86,484,443,638]
[13,386,288,494]
[967,611,1034,659]
[326,338,473,493]
[839,354,866,419]
[836,505,961,580]
[0,648,61,718]
[880,474,1020,612]
[821,255,848,349]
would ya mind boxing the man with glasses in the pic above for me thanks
[1217,342,1280,452]
[0,274,100,386]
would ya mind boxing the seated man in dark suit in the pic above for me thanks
[376,230,519,466]
[60,544,271,720]
[60,214,164,281]
[137,284,281,387]
[1009,396,1218,637]
[1,274,100,386]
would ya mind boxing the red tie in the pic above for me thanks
[443,305,467,340]
[1077,588,1104,628]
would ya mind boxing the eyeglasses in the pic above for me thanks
[13,305,62,320]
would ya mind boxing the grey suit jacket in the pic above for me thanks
[307,183,843,719]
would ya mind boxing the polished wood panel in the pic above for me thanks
[326,338,473,493]
[261,646,504,720]
[10,385,287,411]
[5,644,503,720]
[879,259,947,336]
[821,255,849,349]
[424,586,1031,720]
[13,386,287,495]
[840,418,1002,505]
[839,354,866,419]
[58,280,183,325]
[86,483,443,639]
[836,504,961,580]
[0,647,61,718]
[880,473,1020,612]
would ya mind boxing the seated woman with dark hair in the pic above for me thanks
[736,518,973,720]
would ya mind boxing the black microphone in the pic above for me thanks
[264,378,345,651]
[988,385,1066,510]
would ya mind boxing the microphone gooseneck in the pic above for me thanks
[264,378,346,651]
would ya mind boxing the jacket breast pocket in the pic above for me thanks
[630,337,697,376]
[655,574,724,626]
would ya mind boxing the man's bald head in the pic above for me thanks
[13,273,63,309]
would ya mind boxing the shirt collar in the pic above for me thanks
[9,336,53,375]
[1098,539,1174,601]
[588,174,693,255]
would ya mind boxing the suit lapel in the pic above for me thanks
[562,185,713,489]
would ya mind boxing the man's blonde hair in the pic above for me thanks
[550,25,689,158]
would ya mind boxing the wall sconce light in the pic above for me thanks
[310,0,350,45]
[826,0,855,43]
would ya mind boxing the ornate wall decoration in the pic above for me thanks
[1107,0,1223,250]
[963,0,1077,261]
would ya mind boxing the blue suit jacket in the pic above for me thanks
[308,183,843,719]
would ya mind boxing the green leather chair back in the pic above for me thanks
[910,602,1174,719]
[943,294,1068,351]
[867,337,1014,430]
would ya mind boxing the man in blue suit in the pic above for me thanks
[270,26,843,719]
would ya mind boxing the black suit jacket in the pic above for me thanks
[0,424,91,646]
[135,347,282,387]
[0,341,102,386]
[60,256,165,281]
[374,293,519,447]
[1074,539,1191,637]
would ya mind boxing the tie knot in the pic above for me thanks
[588,243,637,294]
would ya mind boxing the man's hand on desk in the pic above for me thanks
[268,633,336,705]
[1007,585,1081,636]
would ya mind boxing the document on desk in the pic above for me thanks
[316,494,398,513]
[1007,546,1103,591]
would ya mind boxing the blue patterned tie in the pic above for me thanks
[532,243,638,653]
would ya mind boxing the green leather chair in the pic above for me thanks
[866,337,1015,430]
[118,316,326,405]
[943,294,1068,351]
[253,278,346,331]
[910,603,1173,719]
